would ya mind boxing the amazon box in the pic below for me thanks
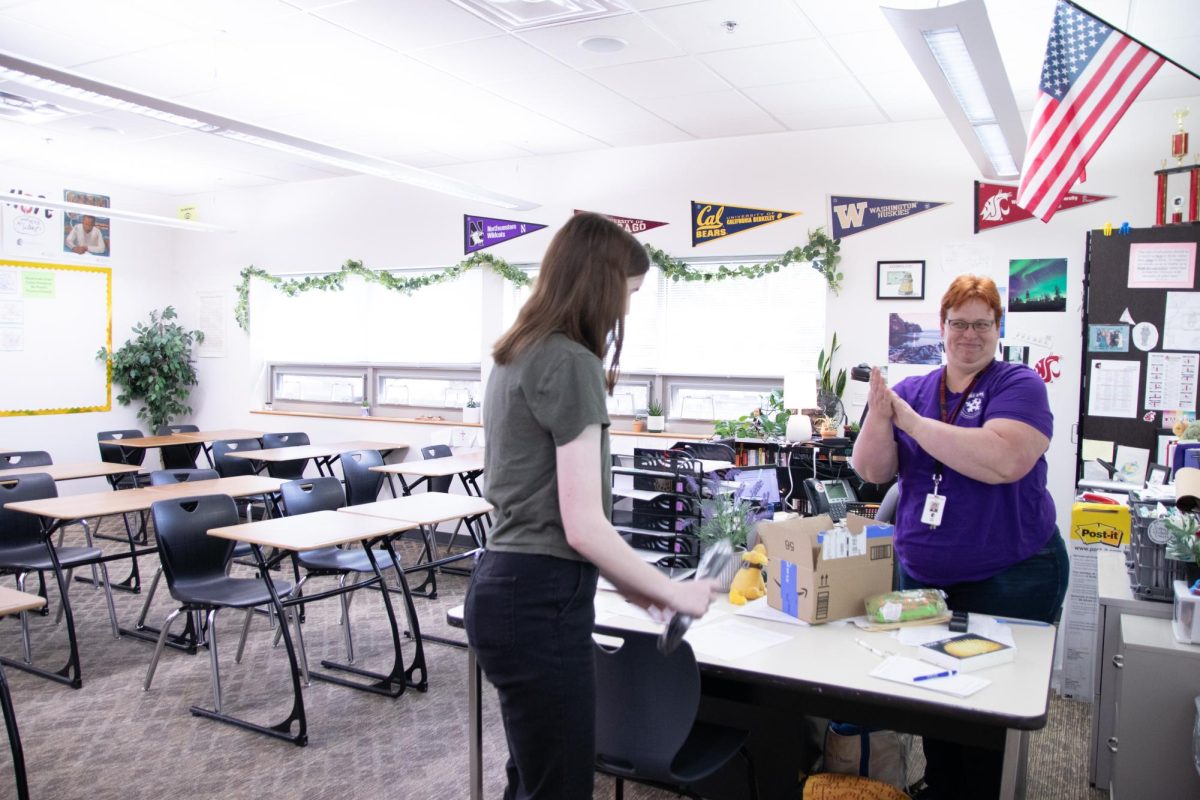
[758,513,894,624]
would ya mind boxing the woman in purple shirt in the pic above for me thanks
[852,274,1068,800]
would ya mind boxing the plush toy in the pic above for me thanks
[728,543,769,605]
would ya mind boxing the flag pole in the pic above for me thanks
[1065,0,1200,82]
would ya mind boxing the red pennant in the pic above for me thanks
[574,210,668,235]
[975,181,1111,232]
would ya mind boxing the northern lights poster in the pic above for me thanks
[1008,258,1067,312]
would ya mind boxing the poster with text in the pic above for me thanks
[1,187,60,260]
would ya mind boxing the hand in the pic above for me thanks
[887,387,923,435]
[72,245,87,254]
[668,577,718,618]
[867,367,893,421]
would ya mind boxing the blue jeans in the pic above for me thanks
[898,531,1069,799]
[464,550,599,800]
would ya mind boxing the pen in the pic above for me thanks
[854,638,893,658]
[912,670,956,682]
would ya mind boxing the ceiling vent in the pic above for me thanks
[448,0,629,31]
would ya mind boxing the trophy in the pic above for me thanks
[1154,108,1199,226]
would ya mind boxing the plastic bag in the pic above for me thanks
[864,588,948,624]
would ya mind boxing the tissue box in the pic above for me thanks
[758,513,893,624]
[1173,580,1200,644]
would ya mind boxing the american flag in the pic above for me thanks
[1016,0,1163,221]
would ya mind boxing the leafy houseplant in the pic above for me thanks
[97,306,204,432]
[697,474,773,589]
[712,388,792,440]
[632,413,647,433]
[647,400,665,433]
[814,415,839,438]
[817,333,848,421]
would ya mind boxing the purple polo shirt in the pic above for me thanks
[891,360,1056,585]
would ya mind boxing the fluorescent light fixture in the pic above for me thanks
[449,0,627,31]
[0,53,540,210]
[882,0,1025,179]
[3,194,233,232]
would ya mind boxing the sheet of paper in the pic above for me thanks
[1114,445,1150,485]
[1144,352,1198,411]
[604,599,729,629]
[1164,291,1200,351]
[1088,359,1140,418]
[869,656,990,697]
[1127,242,1197,288]
[1080,439,1114,461]
[733,596,809,626]
[684,618,792,661]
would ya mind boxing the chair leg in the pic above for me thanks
[15,574,31,665]
[135,567,163,629]
[339,572,355,664]
[615,777,624,800]
[236,608,254,664]
[80,519,100,587]
[144,608,182,691]
[95,561,120,639]
[207,609,223,713]
[54,569,73,625]
[288,605,310,686]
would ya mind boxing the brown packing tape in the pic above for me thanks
[1177,467,1200,513]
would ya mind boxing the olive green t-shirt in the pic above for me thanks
[483,333,611,562]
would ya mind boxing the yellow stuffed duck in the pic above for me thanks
[728,543,769,605]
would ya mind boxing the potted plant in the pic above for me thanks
[463,393,481,425]
[361,398,371,417]
[814,415,840,438]
[817,333,848,422]
[713,389,791,441]
[697,474,771,591]
[647,400,665,432]
[632,413,647,433]
[96,306,204,432]
[846,420,861,442]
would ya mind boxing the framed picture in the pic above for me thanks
[877,261,925,300]
[1146,463,1170,487]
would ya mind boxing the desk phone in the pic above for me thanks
[802,478,857,521]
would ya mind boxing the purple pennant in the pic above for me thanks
[828,195,946,239]
[464,215,547,254]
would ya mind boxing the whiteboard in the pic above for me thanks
[0,260,111,415]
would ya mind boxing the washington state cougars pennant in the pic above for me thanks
[829,196,946,239]
[975,181,1111,233]
[464,215,547,254]
[691,202,798,246]
[574,210,668,235]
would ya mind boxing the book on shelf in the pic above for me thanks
[917,633,1015,672]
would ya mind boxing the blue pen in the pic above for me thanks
[912,670,956,682]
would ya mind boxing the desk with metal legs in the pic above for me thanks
[0,587,46,800]
[0,462,141,482]
[371,450,485,497]
[102,429,265,467]
[226,439,409,477]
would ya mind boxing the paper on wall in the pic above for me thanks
[1113,445,1150,485]
[1088,359,1140,418]
[1080,439,1114,461]
[1164,292,1200,351]
[1144,352,1198,411]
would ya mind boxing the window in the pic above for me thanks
[273,369,366,405]
[667,380,781,421]
[378,374,481,409]
[606,378,651,416]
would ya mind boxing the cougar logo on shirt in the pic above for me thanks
[961,393,984,419]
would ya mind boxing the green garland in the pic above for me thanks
[234,227,842,332]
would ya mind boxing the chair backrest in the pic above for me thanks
[280,477,346,516]
[420,444,453,493]
[0,473,58,548]
[262,432,311,480]
[97,430,147,467]
[593,629,701,781]
[681,442,737,463]
[875,482,900,525]
[0,451,53,470]
[156,425,201,470]
[339,449,384,506]
[148,468,219,486]
[150,494,241,593]
[211,438,262,478]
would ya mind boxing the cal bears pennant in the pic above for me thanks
[829,196,946,239]
[975,181,1111,233]
[464,215,547,254]
[575,210,668,235]
[691,202,798,246]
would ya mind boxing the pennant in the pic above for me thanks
[464,215,546,254]
[828,196,945,239]
[975,181,1111,232]
[574,210,668,235]
[691,202,797,246]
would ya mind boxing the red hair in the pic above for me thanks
[940,275,1002,325]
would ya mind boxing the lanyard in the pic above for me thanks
[931,360,993,490]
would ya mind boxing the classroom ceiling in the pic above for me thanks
[0,0,1197,200]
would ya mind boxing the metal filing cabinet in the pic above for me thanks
[1109,615,1200,799]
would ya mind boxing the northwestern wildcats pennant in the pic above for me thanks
[829,196,946,239]
[574,210,668,235]
[691,202,798,246]
[975,181,1111,233]
[464,215,546,254]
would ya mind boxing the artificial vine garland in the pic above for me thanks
[234,227,841,332]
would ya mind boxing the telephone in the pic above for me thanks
[802,478,858,521]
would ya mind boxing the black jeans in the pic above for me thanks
[898,531,1070,800]
[464,550,599,800]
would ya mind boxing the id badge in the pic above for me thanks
[921,493,946,528]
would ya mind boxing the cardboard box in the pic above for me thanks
[758,513,894,624]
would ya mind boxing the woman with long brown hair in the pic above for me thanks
[465,212,715,799]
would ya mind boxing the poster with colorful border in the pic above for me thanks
[691,201,797,246]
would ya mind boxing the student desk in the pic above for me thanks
[0,586,45,800]
[225,440,409,477]
[0,461,141,482]
[206,510,427,746]
[449,592,1057,800]
[101,429,265,467]
[370,449,485,497]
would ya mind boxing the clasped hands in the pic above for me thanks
[867,367,922,435]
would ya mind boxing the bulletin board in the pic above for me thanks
[0,259,111,416]
[1077,226,1200,481]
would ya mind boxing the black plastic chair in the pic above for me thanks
[0,474,119,684]
[212,439,266,521]
[0,452,52,471]
[143,494,300,714]
[280,478,402,664]
[418,444,476,552]
[156,424,202,470]
[340,449,384,506]
[96,430,148,489]
[262,432,311,481]
[594,629,756,800]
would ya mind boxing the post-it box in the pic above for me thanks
[758,513,894,624]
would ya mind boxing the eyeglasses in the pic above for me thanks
[946,319,996,333]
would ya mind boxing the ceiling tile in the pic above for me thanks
[856,71,943,122]
[791,0,890,37]
[772,104,887,131]
[129,0,302,37]
[1129,0,1200,41]
[410,35,571,85]
[637,88,785,137]
[515,13,684,69]
[642,0,817,54]
[824,29,920,76]
[743,77,875,115]
[587,56,729,99]
[3,0,195,56]
[310,0,501,52]
[700,38,848,88]
[0,12,124,66]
